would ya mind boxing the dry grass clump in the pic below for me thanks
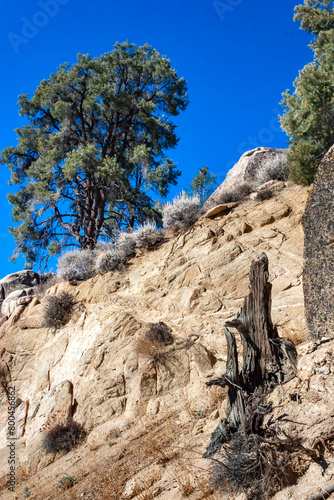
[134,336,170,365]
[42,417,86,454]
[135,322,174,364]
[60,408,223,500]
[43,291,75,330]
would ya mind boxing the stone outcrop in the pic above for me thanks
[205,147,287,209]
[303,145,334,339]
[0,270,40,316]
[0,184,316,499]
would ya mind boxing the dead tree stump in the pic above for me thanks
[204,253,297,457]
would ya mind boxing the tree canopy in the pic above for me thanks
[1,42,188,267]
[280,0,334,184]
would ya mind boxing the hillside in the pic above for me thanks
[2,182,333,499]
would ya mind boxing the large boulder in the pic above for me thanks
[204,147,287,209]
[0,270,40,300]
[303,145,334,339]
[0,270,40,316]
[1,289,34,317]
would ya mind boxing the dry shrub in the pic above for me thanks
[42,417,86,454]
[162,192,200,230]
[116,231,137,259]
[211,391,310,499]
[95,250,123,274]
[255,189,273,201]
[145,321,174,345]
[133,222,163,250]
[43,291,75,330]
[134,337,167,365]
[57,249,97,282]
[218,183,251,203]
[254,154,290,187]
[0,364,9,396]
[135,325,175,365]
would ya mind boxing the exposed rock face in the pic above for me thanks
[270,339,334,500]
[205,147,287,208]
[303,145,334,339]
[0,184,312,499]
[0,270,40,316]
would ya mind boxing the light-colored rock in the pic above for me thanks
[0,270,39,299]
[87,418,130,450]
[0,183,315,500]
[1,288,36,317]
[205,201,238,218]
[205,147,287,209]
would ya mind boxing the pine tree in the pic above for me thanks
[188,166,217,205]
[280,1,334,184]
[1,42,188,267]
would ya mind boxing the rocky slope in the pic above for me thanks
[1,182,332,499]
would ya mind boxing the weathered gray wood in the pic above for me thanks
[204,253,297,457]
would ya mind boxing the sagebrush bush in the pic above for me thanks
[43,291,75,329]
[57,249,97,282]
[116,232,137,260]
[162,192,199,230]
[133,222,163,249]
[254,154,290,187]
[42,417,86,454]
[145,321,174,345]
[95,250,122,274]
[218,183,251,203]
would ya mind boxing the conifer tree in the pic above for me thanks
[1,42,188,266]
[280,1,334,184]
[188,166,216,205]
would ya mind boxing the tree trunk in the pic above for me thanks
[204,253,297,457]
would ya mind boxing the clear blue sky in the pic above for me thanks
[0,0,312,277]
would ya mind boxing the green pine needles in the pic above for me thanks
[280,0,334,185]
[1,42,188,267]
